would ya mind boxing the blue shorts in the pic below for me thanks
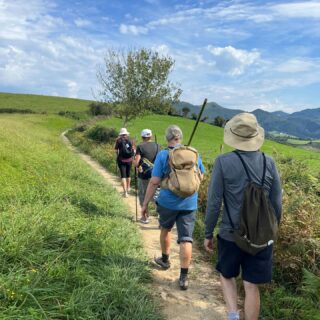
[216,235,273,284]
[156,204,196,244]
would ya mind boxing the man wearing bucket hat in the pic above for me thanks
[114,128,134,197]
[133,129,160,223]
[204,113,282,320]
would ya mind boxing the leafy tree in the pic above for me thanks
[191,113,197,120]
[182,106,190,117]
[213,116,225,127]
[97,48,182,126]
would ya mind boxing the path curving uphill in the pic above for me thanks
[62,132,226,320]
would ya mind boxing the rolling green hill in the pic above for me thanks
[0,92,92,113]
[99,115,320,175]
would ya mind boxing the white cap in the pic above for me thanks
[141,129,152,138]
[119,128,129,135]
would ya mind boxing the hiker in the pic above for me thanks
[142,125,205,290]
[133,129,160,224]
[204,113,282,320]
[114,128,134,198]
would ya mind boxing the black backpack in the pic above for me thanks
[224,151,278,256]
[119,139,134,159]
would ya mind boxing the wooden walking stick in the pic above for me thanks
[187,98,208,146]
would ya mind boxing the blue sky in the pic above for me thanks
[1,0,320,112]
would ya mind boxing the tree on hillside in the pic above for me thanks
[97,48,182,126]
[213,116,225,127]
[182,106,190,118]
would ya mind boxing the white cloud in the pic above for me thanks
[74,18,91,27]
[272,2,320,18]
[275,58,315,73]
[119,24,148,35]
[207,46,260,75]
[66,80,79,98]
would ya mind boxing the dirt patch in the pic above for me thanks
[62,133,226,320]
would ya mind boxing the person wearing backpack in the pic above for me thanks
[141,125,205,290]
[133,129,160,224]
[204,113,282,320]
[114,128,134,198]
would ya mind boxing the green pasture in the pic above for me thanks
[287,139,310,145]
[0,114,162,319]
[99,115,320,175]
[0,92,92,113]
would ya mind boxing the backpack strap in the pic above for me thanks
[233,151,267,187]
[233,151,252,181]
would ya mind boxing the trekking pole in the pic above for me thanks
[134,167,138,222]
[187,98,207,146]
[133,136,138,222]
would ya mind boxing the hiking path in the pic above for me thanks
[62,132,226,320]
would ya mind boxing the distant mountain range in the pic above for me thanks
[174,101,320,139]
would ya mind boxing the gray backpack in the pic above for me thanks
[224,151,278,256]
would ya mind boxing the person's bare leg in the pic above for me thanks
[160,228,171,255]
[121,178,127,193]
[126,177,131,191]
[180,241,192,268]
[220,275,238,315]
[243,280,260,320]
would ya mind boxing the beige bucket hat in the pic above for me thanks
[224,112,264,151]
[119,128,129,136]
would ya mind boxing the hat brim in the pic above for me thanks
[224,122,264,151]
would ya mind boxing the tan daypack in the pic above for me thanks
[161,146,202,198]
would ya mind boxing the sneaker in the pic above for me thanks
[179,275,188,290]
[123,192,128,198]
[139,218,150,224]
[154,256,171,269]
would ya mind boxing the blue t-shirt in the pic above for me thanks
[152,146,205,211]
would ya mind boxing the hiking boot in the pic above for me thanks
[179,275,188,290]
[123,191,128,198]
[154,256,171,269]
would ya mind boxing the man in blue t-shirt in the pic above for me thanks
[141,125,205,290]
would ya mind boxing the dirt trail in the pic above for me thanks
[62,133,226,320]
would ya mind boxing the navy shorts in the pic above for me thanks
[156,204,196,244]
[216,235,273,284]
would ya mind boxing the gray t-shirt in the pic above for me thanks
[205,151,282,241]
[136,142,160,162]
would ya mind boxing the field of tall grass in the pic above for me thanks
[0,114,162,319]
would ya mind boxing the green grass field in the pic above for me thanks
[99,115,320,175]
[0,92,92,113]
[0,114,162,319]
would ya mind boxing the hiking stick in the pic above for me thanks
[133,136,138,222]
[187,98,208,146]
[134,166,138,222]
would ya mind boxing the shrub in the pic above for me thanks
[88,102,113,116]
[86,125,118,143]
[0,108,34,114]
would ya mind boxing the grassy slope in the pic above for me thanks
[0,114,161,319]
[100,115,320,175]
[0,92,92,113]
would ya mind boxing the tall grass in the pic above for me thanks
[67,120,320,320]
[0,115,162,319]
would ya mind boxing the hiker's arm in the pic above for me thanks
[204,158,223,239]
[141,177,161,218]
[198,155,205,179]
[269,161,282,224]
[133,154,141,167]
